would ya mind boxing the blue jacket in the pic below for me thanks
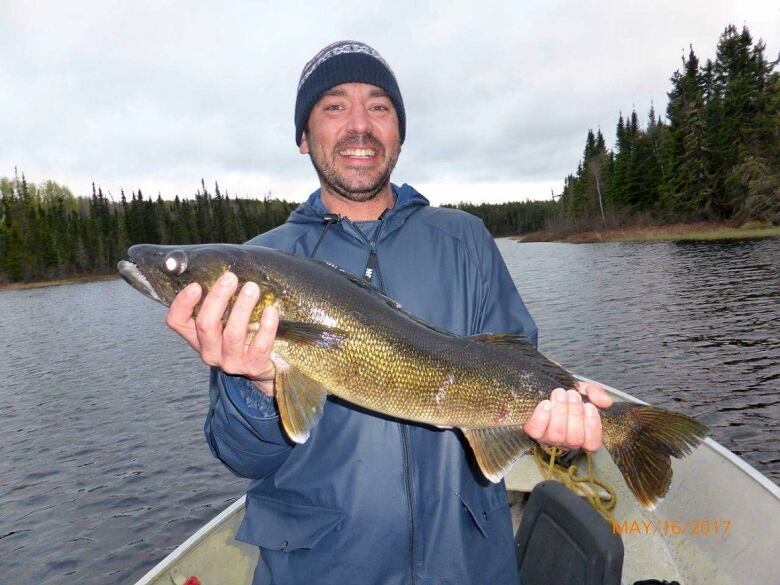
[205,184,538,585]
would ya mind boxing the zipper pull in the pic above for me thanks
[323,213,341,225]
[363,249,378,282]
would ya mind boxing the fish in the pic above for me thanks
[118,243,708,509]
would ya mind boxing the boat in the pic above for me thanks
[133,380,780,585]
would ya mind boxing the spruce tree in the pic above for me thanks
[662,46,713,218]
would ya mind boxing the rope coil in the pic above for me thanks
[533,444,618,523]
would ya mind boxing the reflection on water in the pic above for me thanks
[0,237,778,584]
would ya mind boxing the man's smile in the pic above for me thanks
[338,148,377,159]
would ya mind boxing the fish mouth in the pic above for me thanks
[118,260,166,305]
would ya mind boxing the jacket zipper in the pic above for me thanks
[342,217,387,290]
[401,424,417,585]
[343,214,415,583]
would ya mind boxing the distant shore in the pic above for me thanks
[513,222,780,244]
[2,222,778,290]
[0,273,120,292]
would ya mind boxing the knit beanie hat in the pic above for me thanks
[295,40,406,146]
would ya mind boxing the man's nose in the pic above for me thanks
[346,105,371,134]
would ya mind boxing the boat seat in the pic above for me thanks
[515,480,624,585]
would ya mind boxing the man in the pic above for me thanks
[166,41,611,585]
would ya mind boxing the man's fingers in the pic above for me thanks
[582,403,603,451]
[222,282,260,361]
[564,390,584,449]
[576,380,613,408]
[526,386,604,452]
[249,305,279,357]
[166,283,202,350]
[543,387,568,445]
[196,271,238,365]
[246,305,279,379]
[523,400,551,440]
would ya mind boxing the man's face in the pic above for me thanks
[300,82,401,202]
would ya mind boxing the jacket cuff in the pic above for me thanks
[219,370,279,420]
[205,368,293,478]
[208,368,289,446]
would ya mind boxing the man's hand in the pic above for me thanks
[523,381,613,452]
[165,271,279,397]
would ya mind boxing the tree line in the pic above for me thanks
[444,200,556,237]
[0,174,296,284]
[556,24,779,230]
[0,168,549,285]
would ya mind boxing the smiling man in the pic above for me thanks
[303,84,400,204]
[166,40,611,585]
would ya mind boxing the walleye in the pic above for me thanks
[119,243,708,509]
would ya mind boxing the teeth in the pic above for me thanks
[118,260,165,304]
[339,148,376,157]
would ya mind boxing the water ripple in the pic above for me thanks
[0,280,247,585]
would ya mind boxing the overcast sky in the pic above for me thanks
[2,1,778,205]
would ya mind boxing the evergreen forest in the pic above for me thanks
[556,24,779,229]
[0,176,296,284]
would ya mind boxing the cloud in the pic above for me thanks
[1,0,777,202]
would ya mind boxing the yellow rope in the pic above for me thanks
[533,445,617,524]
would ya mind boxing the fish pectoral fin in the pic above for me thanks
[277,320,348,349]
[462,427,533,483]
[274,362,329,444]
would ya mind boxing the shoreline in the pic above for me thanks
[512,222,780,244]
[0,273,121,292]
[3,222,777,289]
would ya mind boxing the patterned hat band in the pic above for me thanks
[298,41,394,90]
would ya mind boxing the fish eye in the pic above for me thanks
[162,250,188,276]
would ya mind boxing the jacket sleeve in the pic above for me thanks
[476,225,539,347]
[204,367,293,479]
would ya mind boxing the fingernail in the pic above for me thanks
[261,305,277,323]
[219,272,237,287]
[553,388,566,402]
[568,390,580,403]
[585,403,597,417]
[243,282,259,296]
[186,283,201,297]
[541,400,551,412]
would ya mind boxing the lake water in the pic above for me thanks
[1,238,778,584]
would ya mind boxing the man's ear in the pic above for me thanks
[299,130,309,155]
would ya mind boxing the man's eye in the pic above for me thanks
[324,104,343,111]
[370,104,389,111]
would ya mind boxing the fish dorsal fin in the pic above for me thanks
[274,362,329,443]
[462,426,533,483]
[468,334,579,390]
[277,320,348,348]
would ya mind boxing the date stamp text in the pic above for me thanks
[612,519,732,537]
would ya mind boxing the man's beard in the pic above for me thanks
[308,131,400,203]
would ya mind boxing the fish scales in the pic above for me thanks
[234,248,550,428]
[267,268,552,428]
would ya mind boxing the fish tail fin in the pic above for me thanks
[600,403,708,510]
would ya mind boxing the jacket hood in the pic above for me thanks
[287,183,429,229]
